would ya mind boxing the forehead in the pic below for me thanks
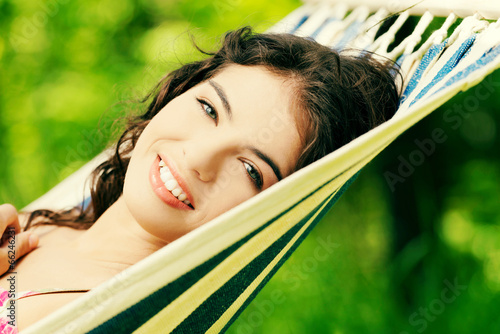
[211,64,292,110]
[207,65,302,175]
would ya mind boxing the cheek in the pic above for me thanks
[200,176,256,220]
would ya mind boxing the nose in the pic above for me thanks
[182,133,236,183]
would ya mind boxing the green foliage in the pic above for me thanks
[0,1,499,333]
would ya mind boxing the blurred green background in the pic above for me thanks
[1,0,499,333]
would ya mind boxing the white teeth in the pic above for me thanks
[162,170,173,180]
[165,179,177,191]
[160,172,168,183]
[171,188,182,197]
[158,159,191,206]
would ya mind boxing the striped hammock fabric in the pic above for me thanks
[24,1,500,333]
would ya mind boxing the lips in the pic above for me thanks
[149,155,195,210]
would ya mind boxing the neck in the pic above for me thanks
[68,197,167,272]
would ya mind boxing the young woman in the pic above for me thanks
[0,27,401,331]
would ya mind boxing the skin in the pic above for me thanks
[0,64,302,330]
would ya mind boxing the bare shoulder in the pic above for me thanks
[17,292,86,331]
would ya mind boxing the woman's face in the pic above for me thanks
[123,64,302,243]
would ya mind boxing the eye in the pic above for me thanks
[242,160,263,190]
[197,98,218,124]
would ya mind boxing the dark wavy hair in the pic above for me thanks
[25,26,402,231]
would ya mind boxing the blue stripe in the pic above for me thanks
[290,15,309,34]
[400,40,447,105]
[81,196,91,210]
[311,17,339,40]
[335,20,363,50]
[409,35,477,107]
[434,44,500,95]
[396,53,407,67]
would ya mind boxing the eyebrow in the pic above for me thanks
[247,147,283,181]
[209,80,232,120]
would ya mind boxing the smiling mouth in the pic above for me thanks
[149,156,195,210]
[158,158,194,208]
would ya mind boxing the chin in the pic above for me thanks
[122,176,189,244]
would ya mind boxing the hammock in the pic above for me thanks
[23,1,500,333]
